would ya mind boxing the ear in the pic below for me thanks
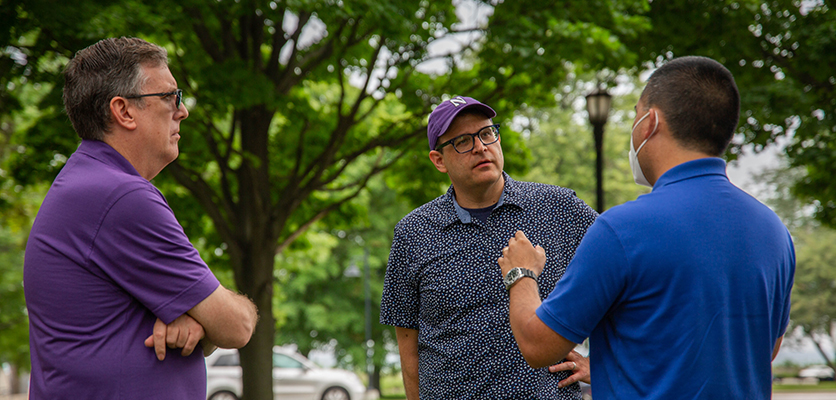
[636,108,659,142]
[110,96,138,131]
[428,150,448,173]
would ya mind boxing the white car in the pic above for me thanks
[798,364,835,380]
[205,347,367,400]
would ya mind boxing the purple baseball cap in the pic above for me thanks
[427,96,496,150]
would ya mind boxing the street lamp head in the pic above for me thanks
[344,263,362,278]
[586,88,612,127]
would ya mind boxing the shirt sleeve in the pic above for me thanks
[379,223,420,329]
[536,217,629,344]
[776,229,796,338]
[90,186,220,324]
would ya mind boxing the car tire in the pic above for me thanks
[321,387,350,400]
[208,390,240,400]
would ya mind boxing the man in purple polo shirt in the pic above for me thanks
[23,37,258,399]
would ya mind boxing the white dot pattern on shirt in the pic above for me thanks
[381,174,597,399]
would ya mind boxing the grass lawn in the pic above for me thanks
[378,372,836,397]
[773,381,836,392]
[379,372,406,399]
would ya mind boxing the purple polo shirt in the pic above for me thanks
[24,139,220,399]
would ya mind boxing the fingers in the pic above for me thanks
[548,361,576,373]
[503,231,532,253]
[551,352,591,388]
[557,371,582,389]
[180,331,199,357]
[152,318,167,361]
[180,320,205,357]
[169,323,188,349]
[146,315,208,359]
[514,230,530,242]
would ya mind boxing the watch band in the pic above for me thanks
[504,267,538,291]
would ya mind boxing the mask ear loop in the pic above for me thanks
[635,109,659,155]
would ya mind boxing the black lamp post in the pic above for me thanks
[585,88,612,213]
[344,247,375,392]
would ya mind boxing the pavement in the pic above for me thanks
[1,391,833,399]
[772,393,836,399]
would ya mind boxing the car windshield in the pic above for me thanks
[273,353,305,369]
[210,350,310,369]
[213,353,240,367]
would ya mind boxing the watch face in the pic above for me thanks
[504,268,521,287]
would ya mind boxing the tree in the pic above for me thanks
[633,0,836,226]
[517,75,650,210]
[0,226,28,394]
[273,176,409,391]
[789,225,836,372]
[751,163,836,371]
[0,49,56,392]
[2,1,651,397]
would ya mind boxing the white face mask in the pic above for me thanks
[628,110,658,188]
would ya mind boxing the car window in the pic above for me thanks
[273,353,305,369]
[213,353,240,367]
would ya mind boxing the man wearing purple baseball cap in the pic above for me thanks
[381,95,598,399]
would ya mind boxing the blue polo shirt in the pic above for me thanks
[24,139,220,399]
[537,158,795,399]
[381,173,597,399]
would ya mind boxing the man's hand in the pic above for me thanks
[144,314,206,361]
[548,350,590,388]
[499,231,547,277]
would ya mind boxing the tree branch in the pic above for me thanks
[274,149,405,255]
[200,120,237,210]
[273,11,312,93]
[166,161,237,248]
[186,7,224,63]
[266,3,289,79]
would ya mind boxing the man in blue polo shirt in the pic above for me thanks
[380,95,598,399]
[24,37,258,399]
[498,56,795,399]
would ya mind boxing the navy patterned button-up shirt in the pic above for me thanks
[381,173,597,399]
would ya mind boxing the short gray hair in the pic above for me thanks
[63,37,168,140]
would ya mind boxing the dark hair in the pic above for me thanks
[63,37,168,140]
[640,56,740,156]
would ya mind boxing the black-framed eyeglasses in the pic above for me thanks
[435,124,501,153]
[124,89,183,109]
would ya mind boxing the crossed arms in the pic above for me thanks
[144,284,258,360]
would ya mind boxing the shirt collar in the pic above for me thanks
[438,172,524,226]
[653,157,728,190]
[76,139,143,178]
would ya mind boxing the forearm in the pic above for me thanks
[395,327,420,400]
[508,279,574,368]
[510,279,550,365]
[772,336,783,361]
[189,286,258,349]
[402,359,419,400]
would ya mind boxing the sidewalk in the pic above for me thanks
[773,393,836,400]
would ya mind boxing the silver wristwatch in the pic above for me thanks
[503,267,538,291]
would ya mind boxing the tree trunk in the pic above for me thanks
[236,245,276,400]
[370,363,381,392]
[9,363,21,394]
[235,105,276,400]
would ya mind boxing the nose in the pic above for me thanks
[177,102,189,120]
[471,136,487,153]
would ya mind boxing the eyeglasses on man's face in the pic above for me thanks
[124,89,183,109]
[436,124,501,153]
